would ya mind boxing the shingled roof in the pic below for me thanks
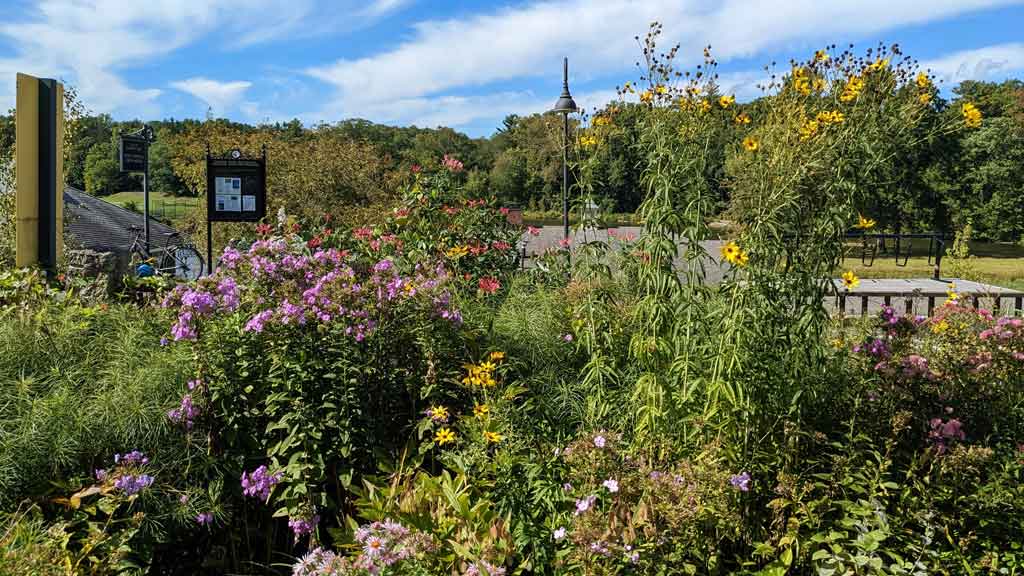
[63,186,179,255]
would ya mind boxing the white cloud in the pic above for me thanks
[0,0,412,115]
[171,77,253,114]
[920,42,1024,85]
[304,0,1022,127]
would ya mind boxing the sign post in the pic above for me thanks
[119,126,153,252]
[15,73,63,273]
[206,147,267,271]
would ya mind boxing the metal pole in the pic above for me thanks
[143,170,150,254]
[207,219,213,276]
[562,111,569,243]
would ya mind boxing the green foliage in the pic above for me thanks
[83,141,120,196]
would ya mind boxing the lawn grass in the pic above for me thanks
[104,191,200,222]
[838,240,1024,291]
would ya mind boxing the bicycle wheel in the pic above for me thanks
[160,246,204,281]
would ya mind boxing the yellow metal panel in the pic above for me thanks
[15,73,39,268]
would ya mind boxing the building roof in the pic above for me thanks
[63,186,179,255]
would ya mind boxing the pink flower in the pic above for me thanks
[411,164,422,173]
[527,226,541,236]
[478,276,501,294]
[558,238,572,248]
[442,154,464,173]
[602,479,619,493]
[499,207,510,215]
[492,241,511,251]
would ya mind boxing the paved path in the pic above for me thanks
[520,226,1023,316]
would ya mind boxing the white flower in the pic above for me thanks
[602,479,619,493]
[553,527,566,540]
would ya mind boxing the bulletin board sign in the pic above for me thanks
[206,149,266,222]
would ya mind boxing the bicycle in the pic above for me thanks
[128,225,205,281]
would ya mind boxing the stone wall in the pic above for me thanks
[65,249,130,296]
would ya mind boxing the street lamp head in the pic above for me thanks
[551,57,578,114]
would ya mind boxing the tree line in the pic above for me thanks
[2,78,1022,242]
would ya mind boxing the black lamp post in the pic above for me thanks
[551,57,577,244]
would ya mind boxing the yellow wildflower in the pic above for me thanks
[579,134,598,148]
[799,119,820,141]
[488,351,505,361]
[592,115,611,127]
[866,58,890,72]
[446,245,469,258]
[736,250,749,267]
[792,66,807,78]
[931,320,949,334]
[428,405,449,422]
[961,102,982,128]
[812,77,827,93]
[814,49,830,63]
[918,92,933,105]
[699,100,712,113]
[815,110,844,125]
[856,214,876,230]
[916,72,931,89]
[734,112,751,125]
[622,81,634,94]
[946,282,960,303]
[639,90,653,104]
[794,76,811,96]
[841,271,859,291]
[479,361,496,373]
[434,427,456,446]
[719,94,735,108]
[720,241,748,266]
[742,136,759,152]
[474,404,490,418]
[840,75,865,102]
[483,431,503,444]
[655,84,669,95]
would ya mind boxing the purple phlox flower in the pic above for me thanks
[574,495,597,516]
[562,482,572,492]
[196,512,214,525]
[181,289,216,315]
[588,541,611,557]
[244,309,274,333]
[219,246,242,269]
[649,471,663,480]
[241,465,283,501]
[563,333,573,342]
[116,451,149,466]
[160,337,169,346]
[187,379,201,390]
[553,527,566,540]
[171,311,197,341]
[179,494,189,504]
[216,277,240,310]
[593,435,606,448]
[373,259,394,273]
[928,417,966,453]
[114,473,154,495]
[901,354,931,378]
[95,469,108,482]
[729,472,752,492]
[278,300,307,325]
[602,479,619,493]
[288,513,320,537]
[168,393,199,429]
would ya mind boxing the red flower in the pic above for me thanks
[411,164,422,173]
[499,207,510,215]
[469,243,489,256]
[478,276,501,294]
[394,207,410,218]
[353,227,373,240]
[443,205,460,216]
[558,238,572,248]
[256,223,272,236]
[492,241,511,251]
[307,236,323,249]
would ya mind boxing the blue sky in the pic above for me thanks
[1,0,1023,137]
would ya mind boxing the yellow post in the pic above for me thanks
[14,73,38,267]
[14,73,63,269]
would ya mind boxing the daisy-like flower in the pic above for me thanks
[742,136,759,152]
[718,94,735,108]
[856,213,876,230]
[961,102,982,128]
[484,431,503,444]
[426,405,449,423]
[841,270,860,291]
[553,527,567,540]
[434,427,456,446]
[473,404,490,418]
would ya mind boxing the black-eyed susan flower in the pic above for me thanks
[918,92,933,105]
[734,112,751,125]
[720,241,748,266]
[916,72,931,89]
[841,271,860,290]
[856,214,876,230]
[435,427,456,446]
[474,404,490,418]
[483,431,503,444]
[961,102,982,128]
[719,94,735,108]
[742,137,759,152]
